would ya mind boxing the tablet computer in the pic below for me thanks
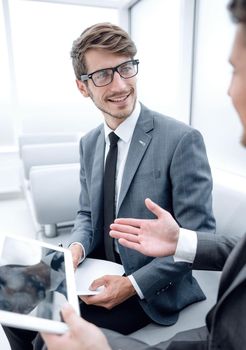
[0,233,79,334]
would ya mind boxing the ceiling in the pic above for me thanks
[33,0,139,9]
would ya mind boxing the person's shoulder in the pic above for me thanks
[141,103,200,136]
[80,124,104,146]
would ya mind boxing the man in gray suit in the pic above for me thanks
[68,22,215,334]
[2,19,215,350]
[41,0,246,349]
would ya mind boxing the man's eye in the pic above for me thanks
[96,70,110,79]
[119,64,134,76]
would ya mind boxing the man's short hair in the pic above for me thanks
[228,0,246,23]
[70,22,137,80]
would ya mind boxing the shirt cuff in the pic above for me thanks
[174,228,197,263]
[69,242,86,263]
[128,275,144,299]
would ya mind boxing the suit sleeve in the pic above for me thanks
[193,232,240,271]
[69,139,94,255]
[169,128,215,232]
[132,128,215,298]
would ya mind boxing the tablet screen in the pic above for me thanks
[0,234,79,334]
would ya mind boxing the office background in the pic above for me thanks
[0,1,245,348]
[1,0,245,196]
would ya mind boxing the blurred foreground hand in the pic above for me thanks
[41,304,111,350]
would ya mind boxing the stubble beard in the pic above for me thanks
[88,87,137,120]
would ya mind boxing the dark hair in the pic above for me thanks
[70,22,137,80]
[228,0,246,23]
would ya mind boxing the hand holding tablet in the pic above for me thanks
[0,234,79,334]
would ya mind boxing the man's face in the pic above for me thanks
[228,24,246,146]
[76,49,137,126]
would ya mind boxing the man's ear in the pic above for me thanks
[76,79,90,97]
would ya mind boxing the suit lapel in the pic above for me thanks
[117,109,153,213]
[91,127,105,224]
[218,234,246,298]
[210,262,246,330]
[206,235,246,330]
[215,234,246,310]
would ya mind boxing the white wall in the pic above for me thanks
[191,0,246,177]
[130,0,246,179]
[130,0,194,124]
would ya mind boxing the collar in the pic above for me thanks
[104,101,141,143]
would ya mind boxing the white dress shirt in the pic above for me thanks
[73,102,144,298]
[104,102,144,298]
[174,228,198,263]
[103,101,140,211]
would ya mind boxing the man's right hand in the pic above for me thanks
[69,244,83,270]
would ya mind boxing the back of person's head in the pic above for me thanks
[228,0,246,24]
[70,22,137,80]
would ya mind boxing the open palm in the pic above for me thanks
[110,198,179,257]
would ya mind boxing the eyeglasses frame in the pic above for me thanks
[80,59,139,87]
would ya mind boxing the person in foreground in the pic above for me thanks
[41,0,246,349]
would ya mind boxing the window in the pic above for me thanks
[1,0,119,147]
[130,0,194,124]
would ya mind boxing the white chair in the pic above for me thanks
[18,132,81,158]
[22,142,80,181]
[29,163,80,237]
[18,132,82,191]
[18,132,82,237]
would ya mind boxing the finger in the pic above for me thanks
[90,276,106,289]
[145,198,164,218]
[79,294,100,304]
[118,238,142,252]
[41,332,60,347]
[110,229,140,242]
[61,303,80,325]
[61,303,91,333]
[81,293,106,306]
[73,259,79,271]
[113,217,143,226]
[79,295,90,303]
[110,223,140,234]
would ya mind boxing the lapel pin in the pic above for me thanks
[139,140,146,146]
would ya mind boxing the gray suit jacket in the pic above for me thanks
[71,103,215,325]
[195,232,246,350]
[105,233,245,350]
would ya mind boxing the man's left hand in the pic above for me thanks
[80,275,136,309]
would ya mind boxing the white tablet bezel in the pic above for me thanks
[0,233,79,334]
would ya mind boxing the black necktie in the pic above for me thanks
[103,132,119,262]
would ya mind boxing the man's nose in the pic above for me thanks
[110,71,127,88]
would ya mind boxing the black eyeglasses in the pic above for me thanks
[80,59,139,87]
